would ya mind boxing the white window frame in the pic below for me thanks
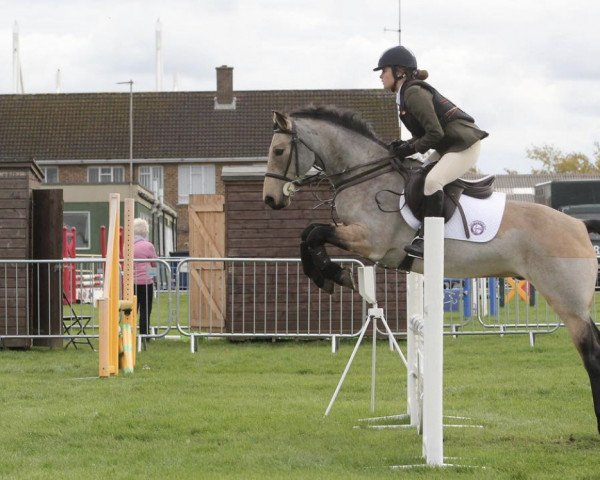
[138,165,164,194]
[178,164,216,204]
[63,211,91,250]
[42,166,59,184]
[88,166,125,184]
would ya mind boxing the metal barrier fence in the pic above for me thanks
[0,258,173,349]
[1,256,598,349]
[175,258,376,351]
[376,273,599,347]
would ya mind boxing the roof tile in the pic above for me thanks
[0,90,399,160]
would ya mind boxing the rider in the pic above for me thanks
[374,45,488,258]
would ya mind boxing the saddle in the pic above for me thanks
[401,160,495,226]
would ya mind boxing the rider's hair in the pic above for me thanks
[414,69,429,80]
[394,66,429,81]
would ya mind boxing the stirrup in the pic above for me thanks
[403,236,424,259]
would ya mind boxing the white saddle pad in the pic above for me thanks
[399,191,507,243]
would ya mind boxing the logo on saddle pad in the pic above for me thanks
[469,220,486,236]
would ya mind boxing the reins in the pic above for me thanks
[264,119,414,224]
[331,157,398,194]
[264,122,406,193]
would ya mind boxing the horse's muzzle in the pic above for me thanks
[264,195,286,210]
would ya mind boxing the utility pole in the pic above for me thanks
[156,18,163,91]
[383,0,403,138]
[117,80,134,197]
[13,21,24,93]
[384,0,401,44]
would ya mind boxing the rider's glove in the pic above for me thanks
[389,140,416,159]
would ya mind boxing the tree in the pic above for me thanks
[527,143,600,173]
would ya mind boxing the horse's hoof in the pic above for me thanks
[314,274,335,294]
[335,268,356,291]
[322,279,335,294]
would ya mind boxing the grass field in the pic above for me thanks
[1,329,600,479]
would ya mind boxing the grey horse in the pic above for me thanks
[262,105,600,433]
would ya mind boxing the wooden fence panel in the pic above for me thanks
[188,195,226,329]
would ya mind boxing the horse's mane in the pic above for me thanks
[290,105,386,146]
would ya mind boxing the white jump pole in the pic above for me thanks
[406,271,423,429]
[422,216,444,466]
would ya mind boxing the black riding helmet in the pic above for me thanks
[373,45,417,71]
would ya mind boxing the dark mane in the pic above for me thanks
[290,105,385,145]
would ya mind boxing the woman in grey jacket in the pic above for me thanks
[375,45,488,258]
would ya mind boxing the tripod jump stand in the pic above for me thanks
[324,266,407,416]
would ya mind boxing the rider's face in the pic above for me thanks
[379,67,397,92]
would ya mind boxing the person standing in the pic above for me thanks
[133,218,157,338]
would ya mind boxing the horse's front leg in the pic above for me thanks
[300,223,335,294]
[302,223,371,292]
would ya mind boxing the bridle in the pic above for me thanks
[264,119,407,198]
[263,122,325,196]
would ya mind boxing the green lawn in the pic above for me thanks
[1,329,600,479]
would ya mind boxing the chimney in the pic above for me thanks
[215,65,236,109]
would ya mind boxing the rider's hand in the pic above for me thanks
[389,140,416,159]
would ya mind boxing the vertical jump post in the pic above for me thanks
[404,217,445,466]
[422,216,444,465]
[98,194,137,377]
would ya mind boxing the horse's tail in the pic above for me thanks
[584,220,600,235]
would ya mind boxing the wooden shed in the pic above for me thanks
[0,158,63,348]
[218,166,407,335]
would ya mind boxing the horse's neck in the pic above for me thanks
[300,121,387,174]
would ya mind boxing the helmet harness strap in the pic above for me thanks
[393,68,407,92]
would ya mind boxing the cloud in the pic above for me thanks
[0,0,599,172]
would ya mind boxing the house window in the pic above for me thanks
[42,166,59,184]
[88,166,124,183]
[178,165,216,204]
[63,211,91,250]
[138,166,164,193]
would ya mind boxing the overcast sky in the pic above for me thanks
[1,0,599,174]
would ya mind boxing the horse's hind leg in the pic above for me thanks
[576,318,600,434]
[553,307,600,434]
[529,257,600,432]
[526,257,600,433]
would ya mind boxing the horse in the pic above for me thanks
[262,105,600,433]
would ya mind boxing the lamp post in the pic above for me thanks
[117,80,134,196]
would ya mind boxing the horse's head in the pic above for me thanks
[263,111,317,209]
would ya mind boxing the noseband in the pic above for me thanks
[263,125,302,184]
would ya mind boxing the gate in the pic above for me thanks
[188,195,225,330]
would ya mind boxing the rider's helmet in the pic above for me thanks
[373,46,417,71]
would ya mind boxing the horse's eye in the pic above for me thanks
[274,148,285,156]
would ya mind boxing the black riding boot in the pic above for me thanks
[404,190,444,259]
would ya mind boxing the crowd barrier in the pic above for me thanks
[0,256,598,349]
[174,257,372,352]
[0,258,173,349]
[377,271,599,346]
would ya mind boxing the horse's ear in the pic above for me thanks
[272,111,291,132]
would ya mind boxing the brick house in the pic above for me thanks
[0,66,400,251]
